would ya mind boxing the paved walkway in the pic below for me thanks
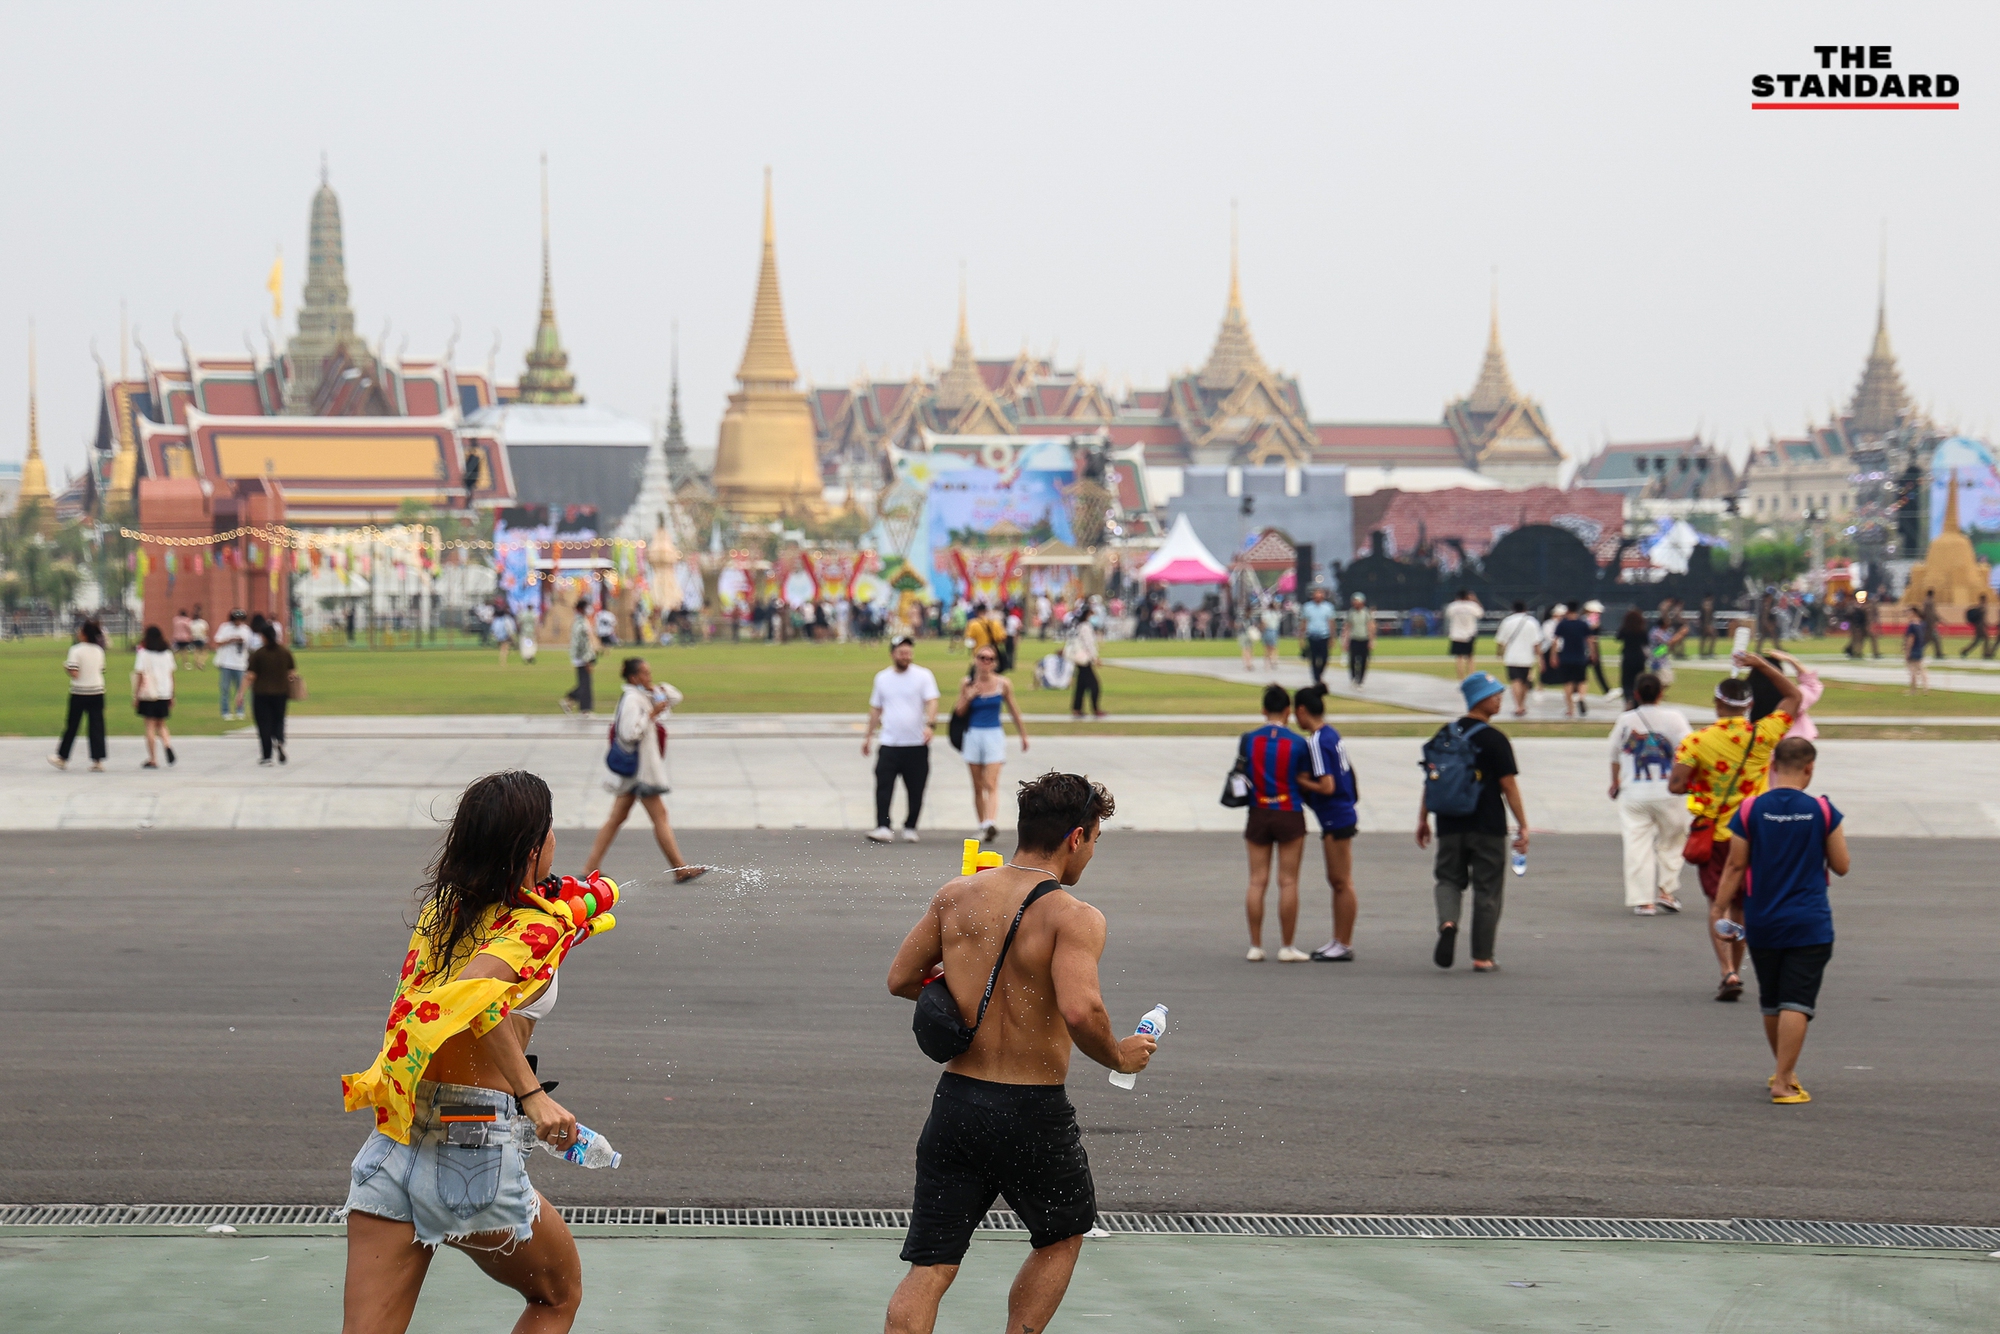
[5,1233,1992,1332]
[8,728,1997,835]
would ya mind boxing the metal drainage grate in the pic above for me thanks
[4,1204,1996,1251]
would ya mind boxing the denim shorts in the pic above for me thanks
[342,1080,541,1248]
[961,726,1006,765]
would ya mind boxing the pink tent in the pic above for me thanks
[1140,514,1229,584]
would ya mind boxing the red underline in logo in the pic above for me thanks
[1751,101,1958,110]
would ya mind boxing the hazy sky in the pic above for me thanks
[3,2,1995,484]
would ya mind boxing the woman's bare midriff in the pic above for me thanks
[418,985,545,1090]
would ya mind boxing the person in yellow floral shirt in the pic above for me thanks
[1670,654,1801,1001]
[341,770,617,1332]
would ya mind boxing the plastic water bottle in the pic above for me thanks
[519,1119,622,1168]
[1510,851,1527,877]
[1730,626,1751,675]
[1714,918,1746,942]
[1109,1004,1168,1089]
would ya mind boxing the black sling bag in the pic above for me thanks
[912,880,1059,1063]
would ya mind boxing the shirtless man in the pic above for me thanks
[884,771,1154,1334]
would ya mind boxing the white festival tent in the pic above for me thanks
[1139,514,1229,584]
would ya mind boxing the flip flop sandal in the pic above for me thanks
[1771,1083,1811,1104]
[1655,896,1682,914]
[1716,974,1744,1002]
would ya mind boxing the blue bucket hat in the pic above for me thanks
[1459,671,1505,710]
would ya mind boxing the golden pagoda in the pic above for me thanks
[711,170,825,516]
[517,153,582,404]
[17,323,53,528]
[1898,471,1992,611]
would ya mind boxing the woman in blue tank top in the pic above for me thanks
[953,646,1029,844]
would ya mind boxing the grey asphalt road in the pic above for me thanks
[5,828,1996,1224]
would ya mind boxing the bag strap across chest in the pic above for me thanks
[971,880,1061,1033]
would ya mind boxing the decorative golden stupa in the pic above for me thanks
[1899,471,1992,610]
[18,323,53,527]
[711,170,825,517]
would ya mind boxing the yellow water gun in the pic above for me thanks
[961,839,1003,875]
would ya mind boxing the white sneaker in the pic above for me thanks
[1277,945,1311,962]
[1245,946,1266,962]
[899,828,921,843]
[46,754,66,770]
[1310,941,1354,961]
[867,826,894,843]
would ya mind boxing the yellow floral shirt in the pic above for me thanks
[342,885,616,1144]
[1673,712,1792,840]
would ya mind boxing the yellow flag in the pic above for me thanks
[266,249,284,317]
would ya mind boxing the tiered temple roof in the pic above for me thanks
[516,154,582,405]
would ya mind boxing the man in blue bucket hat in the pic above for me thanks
[1416,671,1529,972]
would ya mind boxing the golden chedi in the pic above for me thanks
[1899,471,1992,611]
[711,170,825,517]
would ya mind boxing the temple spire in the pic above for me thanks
[935,266,984,411]
[735,168,800,386]
[1465,278,1519,415]
[517,153,582,403]
[19,321,50,510]
[1847,234,1909,436]
[282,161,360,412]
[662,322,690,482]
[1197,203,1266,391]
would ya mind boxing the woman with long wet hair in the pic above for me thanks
[341,770,618,1333]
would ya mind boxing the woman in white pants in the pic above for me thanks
[1607,671,1691,915]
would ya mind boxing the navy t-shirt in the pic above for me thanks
[1727,787,1843,949]
[1553,619,1593,665]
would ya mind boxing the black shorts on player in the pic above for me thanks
[1449,639,1474,658]
[1505,666,1532,683]
[1750,942,1832,1019]
[901,1073,1097,1266]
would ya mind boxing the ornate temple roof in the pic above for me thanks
[1847,290,1910,437]
[735,168,801,389]
[1463,294,1519,416]
[933,277,985,412]
[283,160,362,414]
[1196,216,1268,392]
[517,155,582,404]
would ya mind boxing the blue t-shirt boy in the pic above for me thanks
[1300,600,1338,639]
[1727,787,1843,949]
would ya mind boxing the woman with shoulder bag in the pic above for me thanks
[244,616,296,766]
[583,657,705,883]
[133,623,178,769]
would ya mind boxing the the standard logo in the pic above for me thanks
[1751,45,1958,109]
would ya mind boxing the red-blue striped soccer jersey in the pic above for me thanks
[1239,724,1313,811]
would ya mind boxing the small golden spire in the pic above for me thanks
[19,320,51,507]
[734,167,800,386]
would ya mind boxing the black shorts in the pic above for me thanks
[1319,823,1357,841]
[136,699,172,719]
[1558,662,1588,684]
[1244,807,1307,845]
[902,1073,1095,1265]
[1750,942,1832,1018]
[1505,666,1532,683]
[1449,639,1475,657]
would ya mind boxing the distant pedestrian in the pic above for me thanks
[245,626,296,766]
[1920,589,1943,660]
[1259,601,1283,670]
[212,609,252,719]
[1236,684,1333,962]
[187,604,210,670]
[1708,737,1850,1104]
[1064,608,1103,719]
[1443,589,1482,680]
[171,608,193,667]
[594,603,619,648]
[1615,607,1650,709]
[866,636,940,844]
[1417,672,1527,972]
[1537,603,1566,697]
[1582,601,1614,696]
[1669,653,1801,1001]
[133,624,178,769]
[1697,595,1717,658]
[561,598,598,715]
[1493,600,1539,718]
[1962,594,1993,659]
[584,657,705,882]
[954,644,1029,843]
[344,604,356,643]
[1343,593,1375,685]
[1903,617,1928,692]
[1293,685,1359,962]
[1298,585,1337,685]
[48,619,109,772]
[1608,672,1688,915]
[1552,604,1596,717]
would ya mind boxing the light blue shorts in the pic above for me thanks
[342,1080,541,1249]
[962,726,1006,765]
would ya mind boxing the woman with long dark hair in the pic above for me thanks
[132,623,177,768]
[245,614,295,766]
[343,770,617,1332]
[1615,607,1649,710]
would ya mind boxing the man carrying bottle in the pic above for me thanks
[884,772,1153,1334]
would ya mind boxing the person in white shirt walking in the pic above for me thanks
[186,604,210,670]
[865,636,941,843]
[132,624,178,769]
[1493,601,1541,718]
[583,656,704,882]
[1608,671,1691,915]
[49,620,109,771]
[1443,590,1483,680]
[211,609,253,719]
[1343,593,1376,685]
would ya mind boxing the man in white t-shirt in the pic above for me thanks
[1607,671,1693,915]
[1443,589,1483,680]
[186,605,210,671]
[1492,600,1541,718]
[211,610,253,719]
[864,636,941,843]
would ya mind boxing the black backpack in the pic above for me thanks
[1420,720,1489,818]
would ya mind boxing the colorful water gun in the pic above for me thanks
[537,871,621,933]
[961,839,1003,876]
